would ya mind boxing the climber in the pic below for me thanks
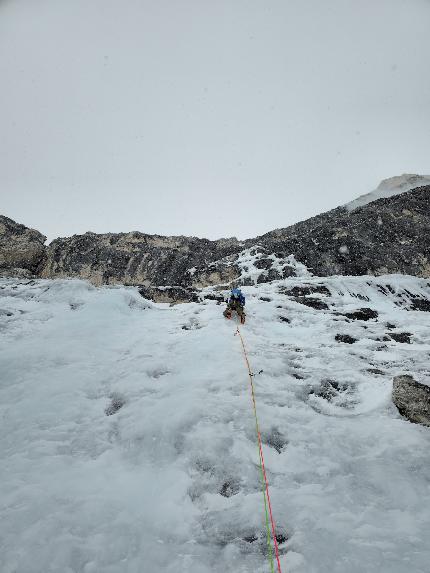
[223,288,246,324]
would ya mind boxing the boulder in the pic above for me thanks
[389,332,412,344]
[335,334,357,344]
[138,285,199,304]
[392,375,430,427]
[344,308,378,321]
[294,297,329,310]
[0,216,46,277]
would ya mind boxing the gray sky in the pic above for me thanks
[1,0,429,243]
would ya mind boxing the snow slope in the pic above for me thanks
[345,174,430,211]
[1,275,430,573]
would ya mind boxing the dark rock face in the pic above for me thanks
[335,334,357,344]
[280,285,331,297]
[411,298,430,311]
[254,185,430,278]
[389,332,412,344]
[293,297,329,310]
[201,293,225,304]
[1,184,430,298]
[254,258,273,270]
[0,216,46,278]
[41,232,243,288]
[344,308,378,321]
[138,285,199,304]
[392,375,430,427]
[279,283,330,310]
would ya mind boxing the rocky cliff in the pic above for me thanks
[1,181,429,297]
[40,232,244,289]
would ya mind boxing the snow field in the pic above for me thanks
[1,276,430,572]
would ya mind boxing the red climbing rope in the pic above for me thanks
[235,326,283,573]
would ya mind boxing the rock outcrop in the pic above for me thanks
[392,375,430,427]
[137,285,200,304]
[0,215,46,278]
[1,180,430,295]
[255,185,430,278]
[40,232,244,288]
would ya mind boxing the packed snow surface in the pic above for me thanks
[1,276,430,573]
[345,174,430,211]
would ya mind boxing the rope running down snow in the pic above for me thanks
[235,326,282,573]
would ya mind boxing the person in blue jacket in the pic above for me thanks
[223,288,246,323]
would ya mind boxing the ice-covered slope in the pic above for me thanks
[345,174,430,211]
[1,275,430,573]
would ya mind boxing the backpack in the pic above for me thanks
[231,289,245,306]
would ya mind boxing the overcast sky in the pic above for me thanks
[1,0,429,242]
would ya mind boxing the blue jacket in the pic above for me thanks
[229,293,245,306]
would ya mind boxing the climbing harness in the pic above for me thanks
[235,326,283,573]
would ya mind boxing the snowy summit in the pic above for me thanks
[345,173,430,211]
